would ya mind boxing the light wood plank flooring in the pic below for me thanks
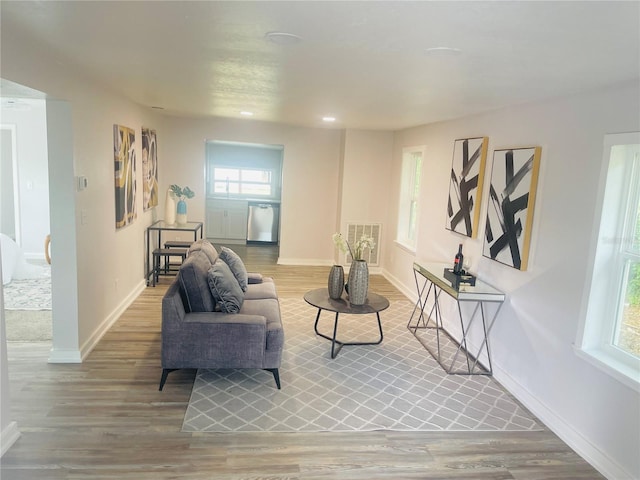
[1,245,604,479]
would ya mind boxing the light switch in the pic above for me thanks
[77,175,88,191]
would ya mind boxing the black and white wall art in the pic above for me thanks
[446,137,488,238]
[483,146,542,271]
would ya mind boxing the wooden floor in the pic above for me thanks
[1,245,604,479]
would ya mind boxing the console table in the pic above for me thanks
[407,262,505,375]
[145,220,203,286]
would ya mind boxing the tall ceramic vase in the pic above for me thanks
[347,260,369,305]
[176,199,187,224]
[328,265,344,300]
[164,188,176,225]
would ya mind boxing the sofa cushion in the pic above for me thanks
[244,277,278,300]
[188,239,218,264]
[178,251,215,312]
[219,246,248,291]
[207,259,245,313]
[239,298,284,352]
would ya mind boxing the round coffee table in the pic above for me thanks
[303,288,390,358]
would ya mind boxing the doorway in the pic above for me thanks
[0,125,19,244]
[204,141,283,247]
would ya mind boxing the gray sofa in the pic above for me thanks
[159,240,284,390]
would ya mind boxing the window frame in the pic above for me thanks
[210,166,275,198]
[396,146,425,252]
[577,132,640,392]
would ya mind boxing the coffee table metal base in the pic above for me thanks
[313,309,383,359]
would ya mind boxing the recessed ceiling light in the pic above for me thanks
[240,111,254,116]
[265,31,302,45]
[425,46,462,56]
[322,116,336,123]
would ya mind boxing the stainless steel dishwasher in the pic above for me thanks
[247,202,280,243]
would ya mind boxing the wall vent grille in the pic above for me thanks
[346,223,382,266]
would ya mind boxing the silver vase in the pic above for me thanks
[347,260,368,305]
[328,265,344,300]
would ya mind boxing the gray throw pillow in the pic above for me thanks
[219,246,248,292]
[178,251,216,312]
[207,259,245,313]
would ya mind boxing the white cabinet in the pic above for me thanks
[206,199,248,241]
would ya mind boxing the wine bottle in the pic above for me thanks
[453,244,464,274]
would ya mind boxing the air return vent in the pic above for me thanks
[346,223,382,266]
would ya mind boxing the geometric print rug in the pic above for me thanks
[182,297,542,433]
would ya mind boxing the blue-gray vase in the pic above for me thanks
[328,265,344,300]
[347,260,368,305]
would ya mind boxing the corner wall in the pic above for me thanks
[384,81,640,479]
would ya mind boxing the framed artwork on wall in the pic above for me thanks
[483,146,542,271]
[141,127,158,211]
[446,137,488,238]
[114,124,137,229]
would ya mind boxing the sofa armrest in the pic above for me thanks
[247,272,263,284]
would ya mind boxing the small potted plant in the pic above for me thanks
[170,185,195,224]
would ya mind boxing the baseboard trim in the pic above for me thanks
[77,279,146,361]
[277,258,333,266]
[493,364,632,480]
[48,348,82,363]
[381,268,415,302]
[1,421,20,457]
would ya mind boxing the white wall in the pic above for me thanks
[158,115,344,264]
[384,81,640,479]
[0,99,49,258]
[338,129,394,264]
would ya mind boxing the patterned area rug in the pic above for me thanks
[182,298,541,433]
[3,266,51,310]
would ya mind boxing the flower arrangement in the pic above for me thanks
[170,184,195,201]
[332,232,375,261]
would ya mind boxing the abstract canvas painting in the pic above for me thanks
[483,146,542,270]
[141,127,158,211]
[114,124,137,229]
[446,137,488,238]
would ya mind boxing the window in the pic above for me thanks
[396,146,424,251]
[205,141,283,201]
[211,167,273,197]
[578,132,640,389]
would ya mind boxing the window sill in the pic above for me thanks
[573,345,640,393]
[394,240,417,255]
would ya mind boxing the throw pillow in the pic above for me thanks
[219,246,248,292]
[207,259,245,313]
[188,239,218,264]
[177,251,216,312]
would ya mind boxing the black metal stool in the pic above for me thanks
[151,248,188,286]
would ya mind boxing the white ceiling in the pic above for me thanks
[1,1,639,130]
